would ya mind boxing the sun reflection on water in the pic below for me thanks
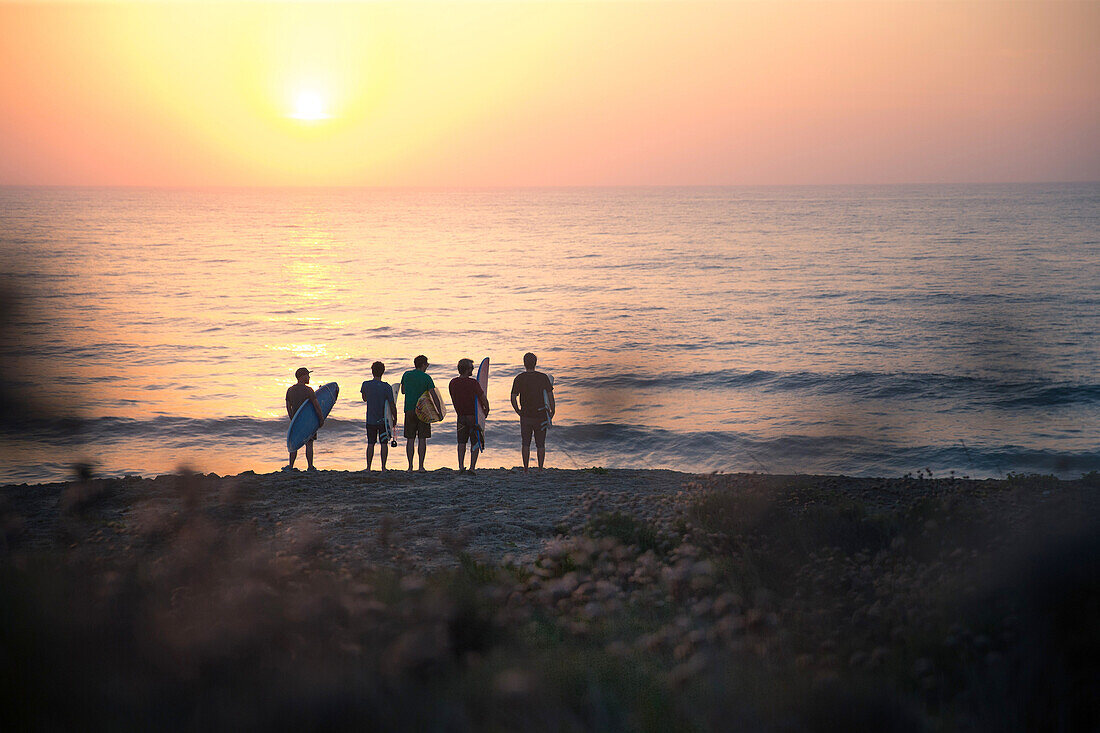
[266,343,331,361]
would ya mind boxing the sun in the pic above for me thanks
[288,90,331,121]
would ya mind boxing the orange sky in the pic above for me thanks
[1,1,1097,187]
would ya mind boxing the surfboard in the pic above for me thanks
[382,383,399,445]
[287,382,338,453]
[540,373,555,431]
[475,357,489,451]
[414,387,447,423]
[379,385,395,444]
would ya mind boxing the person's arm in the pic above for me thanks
[548,390,556,419]
[286,398,295,419]
[427,376,442,414]
[387,391,397,423]
[510,391,521,416]
[309,389,325,427]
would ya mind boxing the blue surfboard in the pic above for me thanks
[287,382,339,453]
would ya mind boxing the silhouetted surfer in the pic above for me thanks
[361,361,397,472]
[285,367,325,472]
[400,355,442,472]
[511,352,555,472]
[449,358,490,475]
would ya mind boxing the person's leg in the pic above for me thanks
[366,426,379,471]
[457,420,470,472]
[404,412,416,471]
[470,443,480,472]
[521,420,533,472]
[534,428,547,469]
[380,442,388,471]
[305,439,315,469]
[417,436,427,471]
[288,449,297,469]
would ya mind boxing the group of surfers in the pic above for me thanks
[284,352,555,475]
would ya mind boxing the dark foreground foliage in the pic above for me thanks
[1,471,1097,731]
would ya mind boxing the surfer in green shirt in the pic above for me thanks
[399,354,442,472]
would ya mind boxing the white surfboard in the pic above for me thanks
[385,382,399,445]
[541,373,554,430]
[381,387,397,445]
[475,357,489,451]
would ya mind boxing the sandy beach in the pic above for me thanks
[2,467,1097,730]
[4,467,696,570]
[7,467,1093,568]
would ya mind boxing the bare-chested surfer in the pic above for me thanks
[511,352,555,472]
[285,367,325,472]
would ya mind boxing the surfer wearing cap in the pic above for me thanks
[285,367,325,472]
[361,361,398,472]
[511,352,555,472]
[399,355,442,472]
[449,358,490,476]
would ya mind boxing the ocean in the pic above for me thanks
[1,184,1097,483]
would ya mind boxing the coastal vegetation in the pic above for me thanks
[1,470,1096,730]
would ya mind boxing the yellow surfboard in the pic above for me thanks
[414,387,447,423]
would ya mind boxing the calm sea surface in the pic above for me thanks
[1,184,1098,483]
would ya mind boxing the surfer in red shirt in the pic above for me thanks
[285,367,325,471]
[511,352,554,472]
[449,358,490,475]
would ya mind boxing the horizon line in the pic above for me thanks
[2,179,1098,192]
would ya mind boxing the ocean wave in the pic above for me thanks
[3,415,366,443]
[550,424,1100,478]
[567,369,1100,409]
[3,415,1098,483]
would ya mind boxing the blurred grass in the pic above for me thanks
[1,471,1097,731]
[584,512,667,555]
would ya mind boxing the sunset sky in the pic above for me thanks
[1,1,1097,187]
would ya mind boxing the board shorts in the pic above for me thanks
[404,411,431,440]
[456,415,480,445]
[520,417,547,446]
[365,421,386,445]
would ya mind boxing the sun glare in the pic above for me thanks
[289,90,330,121]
